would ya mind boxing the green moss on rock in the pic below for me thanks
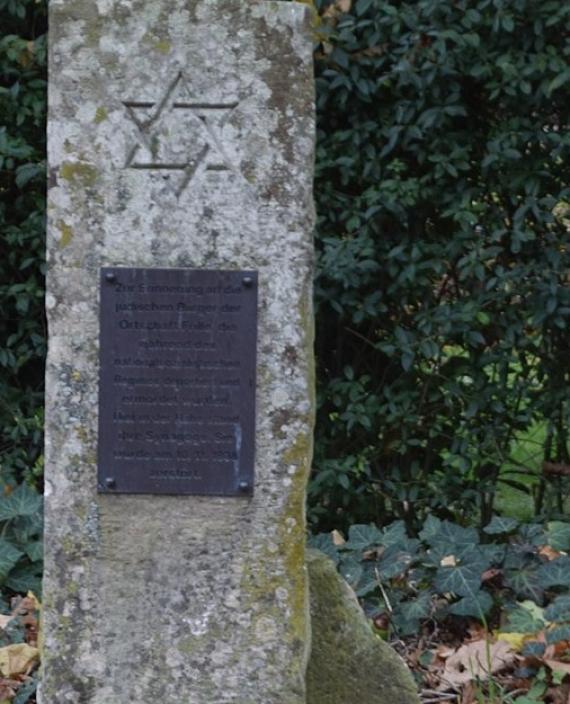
[94,107,108,123]
[307,549,420,704]
[60,162,97,187]
[58,221,73,248]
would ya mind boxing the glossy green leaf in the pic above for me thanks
[547,522,570,552]
[0,484,42,522]
[448,590,493,618]
[538,558,570,589]
[0,539,24,579]
[483,515,519,535]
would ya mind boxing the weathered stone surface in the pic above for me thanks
[306,550,420,704]
[42,1,315,702]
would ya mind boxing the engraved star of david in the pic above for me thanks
[123,73,239,197]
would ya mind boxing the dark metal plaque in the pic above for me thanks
[97,267,257,496]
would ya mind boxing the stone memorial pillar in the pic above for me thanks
[42,1,315,702]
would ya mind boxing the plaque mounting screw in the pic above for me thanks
[105,272,116,283]
[238,480,250,493]
[105,477,116,490]
[242,276,253,288]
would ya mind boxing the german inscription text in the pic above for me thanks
[98,267,257,495]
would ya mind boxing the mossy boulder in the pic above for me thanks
[307,549,420,704]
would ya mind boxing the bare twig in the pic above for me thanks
[421,694,458,704]
[374,567,393,613]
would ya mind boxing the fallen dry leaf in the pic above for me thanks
[496,631,530,651]
[0,616,13,631]
[22,592,41,612]
[436,645,456,660]
[539,545,563,561]
[546,682,570,704]
[481,568,501,582]
[461,680,477,704]
[441,639,517,687]
[466,622,488,643]
[547,640,570,659]
[0,679,18,700]
[546,659,570,677]
[322,0,351,20]
[440,554,457,567]
[331,529,345,546]
[0,644,39,677]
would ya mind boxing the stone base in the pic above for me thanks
[307,549,420,704]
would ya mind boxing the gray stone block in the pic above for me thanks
[42,1,315,702]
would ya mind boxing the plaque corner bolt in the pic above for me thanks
[105,477,117,490]
[105,272,116,283]
[242,276,254,288]
[238,480,251,493]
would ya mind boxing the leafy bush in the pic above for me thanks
[311,0,570,532]
[311,516,570,644]
[0,484,43,596]
[0,0,47,599]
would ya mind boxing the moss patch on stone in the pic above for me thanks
[307,549,420,704]
[94,107,108,124]
[142,32,172,55]
[58,221,73,248]
[153,39,172,54]
[60,162,98,187]
[281,432,311,643]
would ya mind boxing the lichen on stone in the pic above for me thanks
[57,221,73,248]
[94,107,108,123]
[59,162,98,187]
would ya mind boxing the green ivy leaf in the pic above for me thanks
[4,563,42,595]
[13,677,38,704]
[522,641,545,657]
[504,566,544,603]
[356,573,379,598]
[503,602,546,634]
[380,520,408,547]
[309,534,340,565]
[479,544,507,565]
[339,555,364,588]
[0,539,24,579]
[0,484,42,522]
[546,625,570,645]
[419,514,442,543]
[516,524,546,547]
[544,595,570,623]
[377,549,413,579]
[11,513,43,545]
[24,541,43,563]
[448,589,493,618]
[393,593,432,635]
[344,523,384,550]
[434,550,488,597]
[538,557,570,589]
[426,520,478,552]
[483,515,520,535]
[547,522,570,552]
[397,593,432,621]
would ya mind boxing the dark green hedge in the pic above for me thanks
[0,0,46,597]
[0,0,46,489]
[1,0,570,554]
[310,0,570,532]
